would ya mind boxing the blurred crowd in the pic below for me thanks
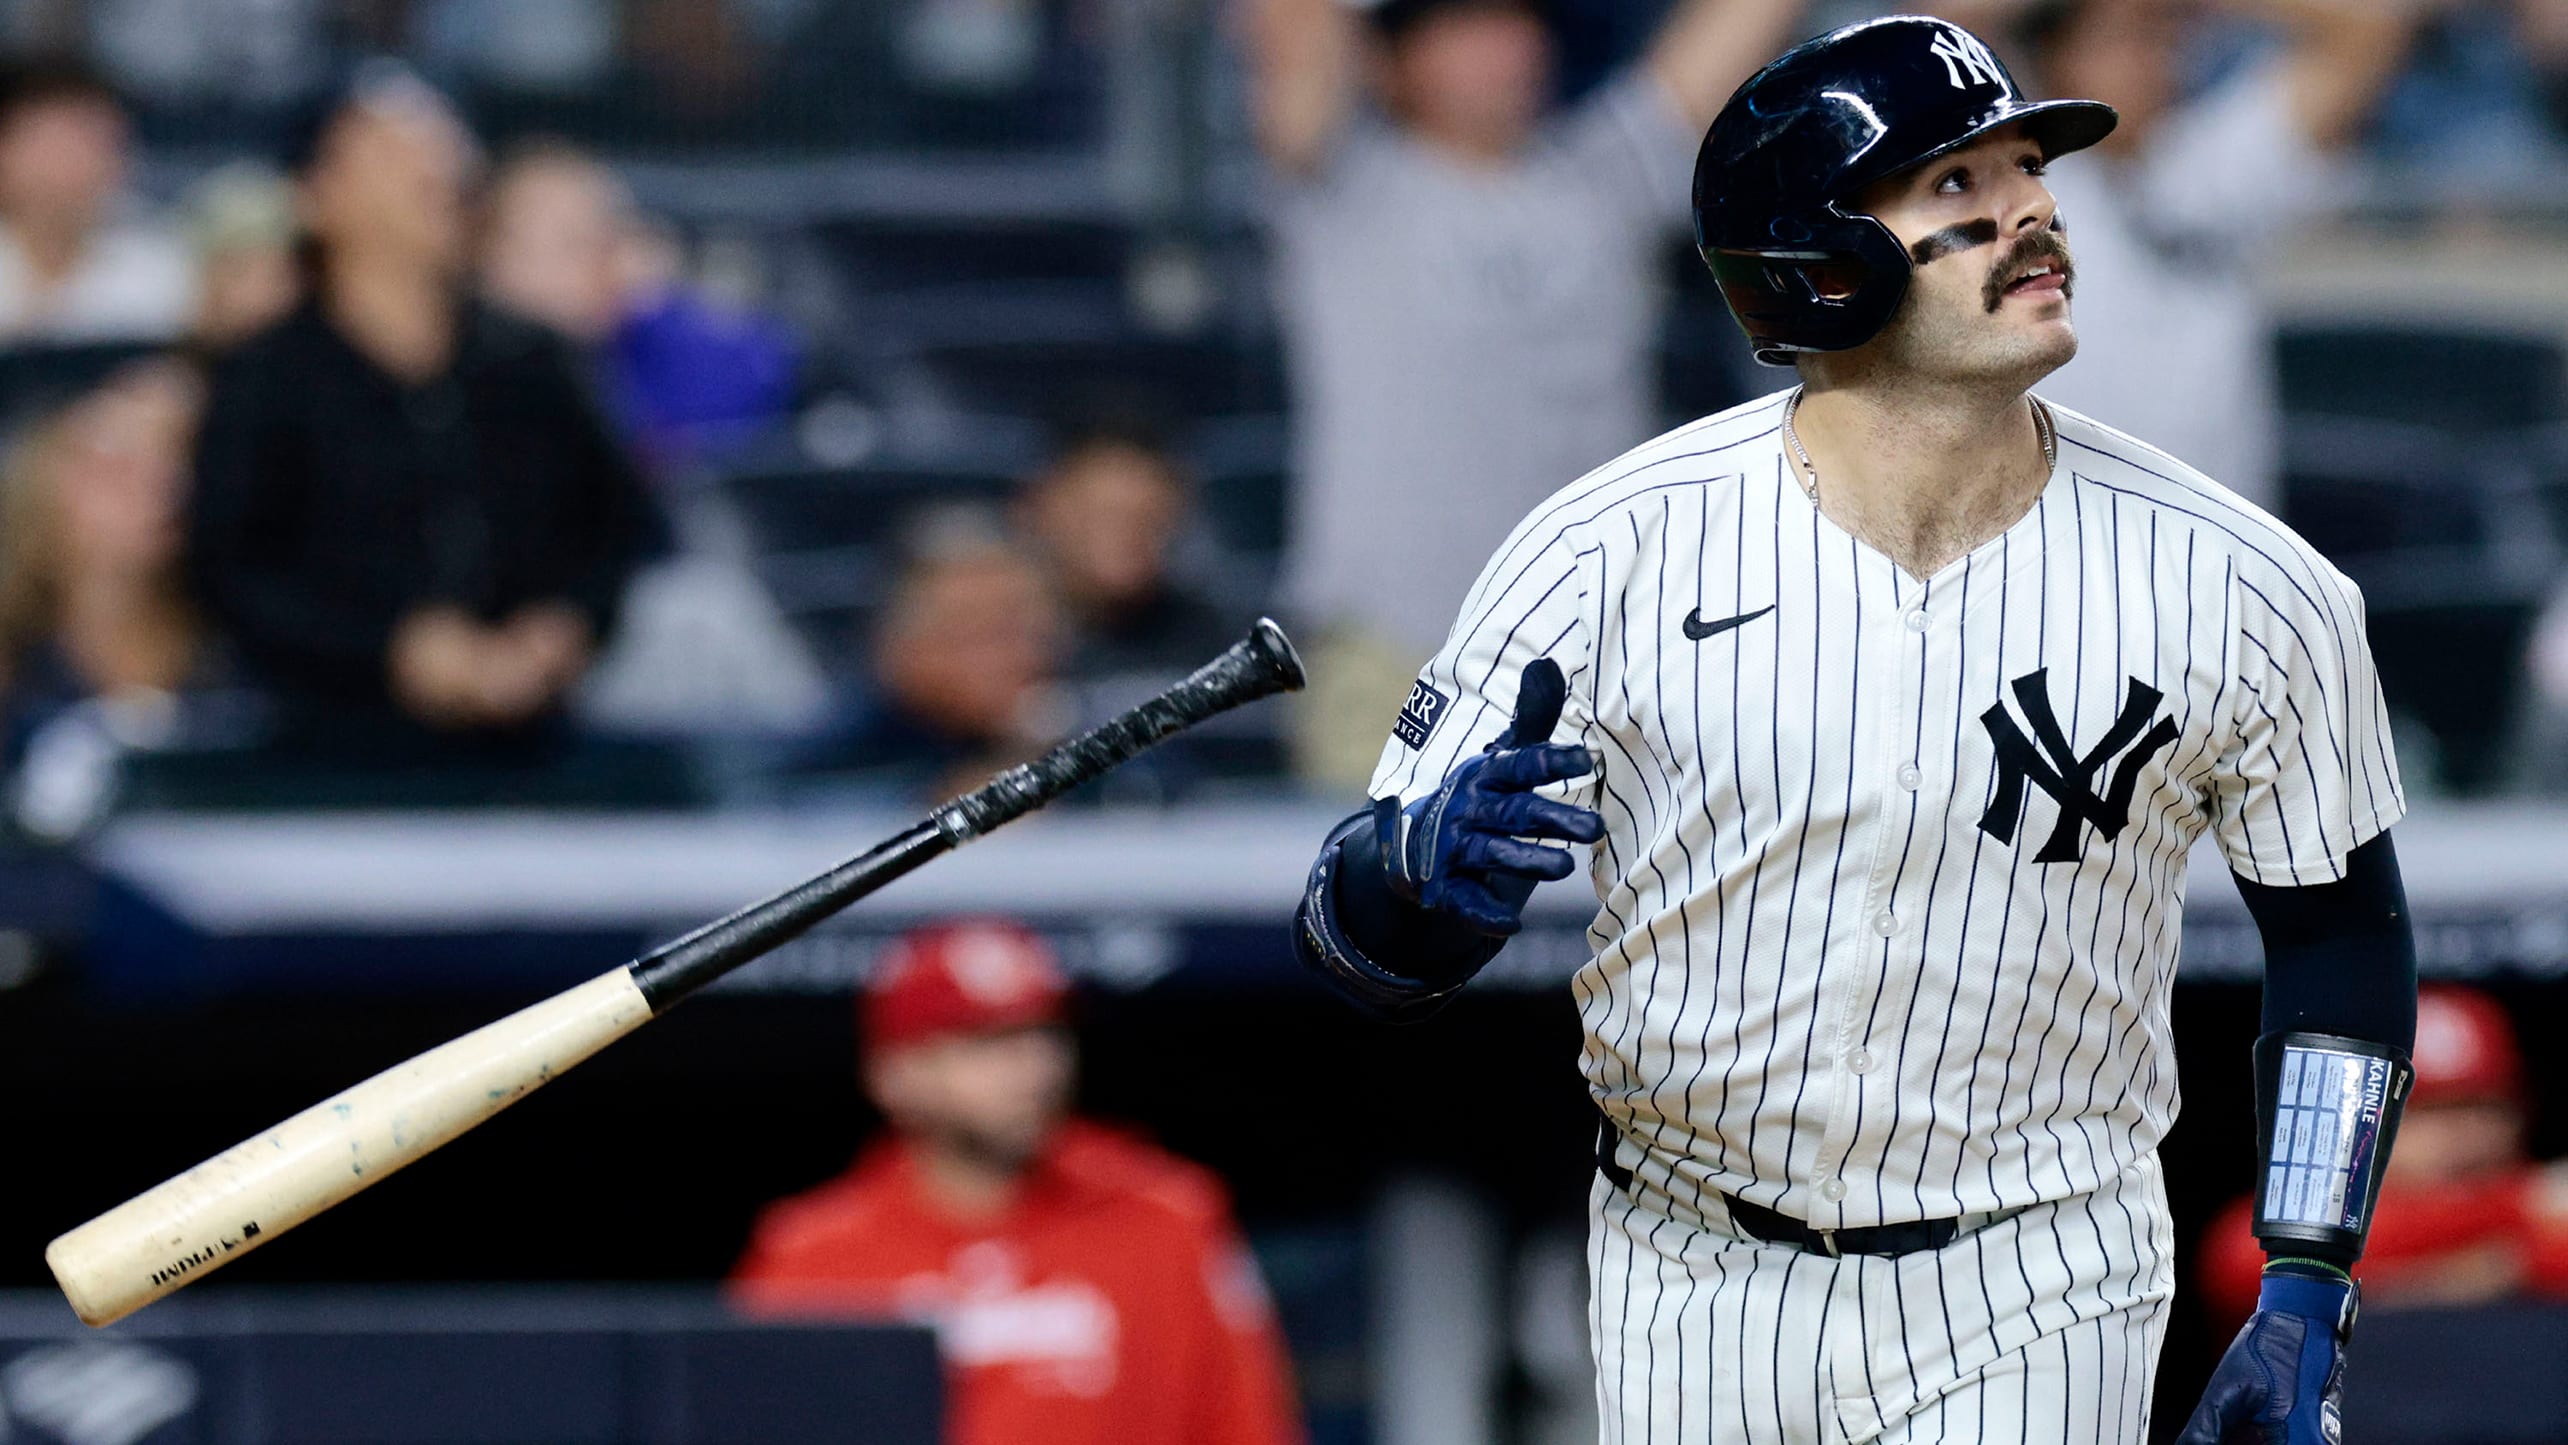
[0,0,2561,836]
[0,6,2563,1440]
[0,51,1273,829]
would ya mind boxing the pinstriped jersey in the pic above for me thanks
[1367,390,2404,1230]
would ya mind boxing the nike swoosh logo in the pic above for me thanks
[1682,604,1775,641]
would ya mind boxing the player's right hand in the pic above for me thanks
[1375,658,1604,936]
[2176,1269,2353,1445]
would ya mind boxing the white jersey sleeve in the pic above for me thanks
[2205,545,2406,885]
[1365,523,1602,809]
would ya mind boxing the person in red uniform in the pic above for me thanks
[2201,984,2568,1322]
[729,919,1306,1445]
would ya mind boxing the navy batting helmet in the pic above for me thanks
[1692,16,2116,366]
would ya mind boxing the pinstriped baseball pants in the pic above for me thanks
[1589,1153,2174,1443]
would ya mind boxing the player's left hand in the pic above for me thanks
[1376,658,1604,936]
[2177,1270,2355,1445]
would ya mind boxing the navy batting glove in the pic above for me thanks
[2177,1269,2355,1445]
[1376,658,1604,936]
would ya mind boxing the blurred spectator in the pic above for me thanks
[1244,0,1804,788]
[2006,0,2428,510]
[0,355,208,744]
[0,58,191,344]
[479,140,628,345]
[812,512,1065,800]
[187,65,657,752]
[181,162,300,349]
[1016,420,1235,682]
[2371,0,2568,179]
[732,920,1306,1445]
[2200,985,2568,1322]
[477,139,797,468]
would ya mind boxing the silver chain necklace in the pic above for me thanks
[1781,387,2058,503]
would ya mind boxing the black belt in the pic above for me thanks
[1717,1192,1961,1258]
[1597,1122,1962,1259]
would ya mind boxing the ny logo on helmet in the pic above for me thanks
[1928,30,2003,91]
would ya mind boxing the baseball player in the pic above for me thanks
[1294,17,2419,1443]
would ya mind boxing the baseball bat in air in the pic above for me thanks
[46,619,1307,1327]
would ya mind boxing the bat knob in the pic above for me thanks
[1248,618,1308,694]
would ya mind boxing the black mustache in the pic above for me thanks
[1982,225,2074,313]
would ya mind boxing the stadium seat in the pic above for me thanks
[2276,323,2565,431]
[914,333,1284,422]
[815,215,1134,293]
[859,280,1286,422]
[723,463,1019,556]
[2283,416,2562,792]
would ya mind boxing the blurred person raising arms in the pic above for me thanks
[1244,0,1805,788]
[0,59,191,344]
[187,68,656,752]
[1994,0,2431,508]
[731,921,1305,1445]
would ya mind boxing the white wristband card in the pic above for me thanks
[2261,1044,2399,1232]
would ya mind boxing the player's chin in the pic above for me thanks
[1991,310,2077,372]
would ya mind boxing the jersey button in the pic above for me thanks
[1849,1048,1876,1074]
[1903,608,1928,632]
[1818,1178,1848,1202]
[1895,764,1922,790]
[1871,910,1898,937]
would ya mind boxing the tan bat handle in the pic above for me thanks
[45,967,653,1327]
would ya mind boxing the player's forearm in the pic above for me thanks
[2240,832,2418,1048]
[1244,0,1359,175]
[2236,832,2419,1272]
[1645,0,1810,129]
[1295,809,1504,1021]
[2233,0,2424,149]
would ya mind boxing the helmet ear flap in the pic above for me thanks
[1701,213,1914,366]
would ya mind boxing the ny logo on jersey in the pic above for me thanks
[1977,670,2181,863]
[1928,29,2003,91]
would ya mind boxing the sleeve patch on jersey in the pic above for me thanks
[1392,679,1451,750]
